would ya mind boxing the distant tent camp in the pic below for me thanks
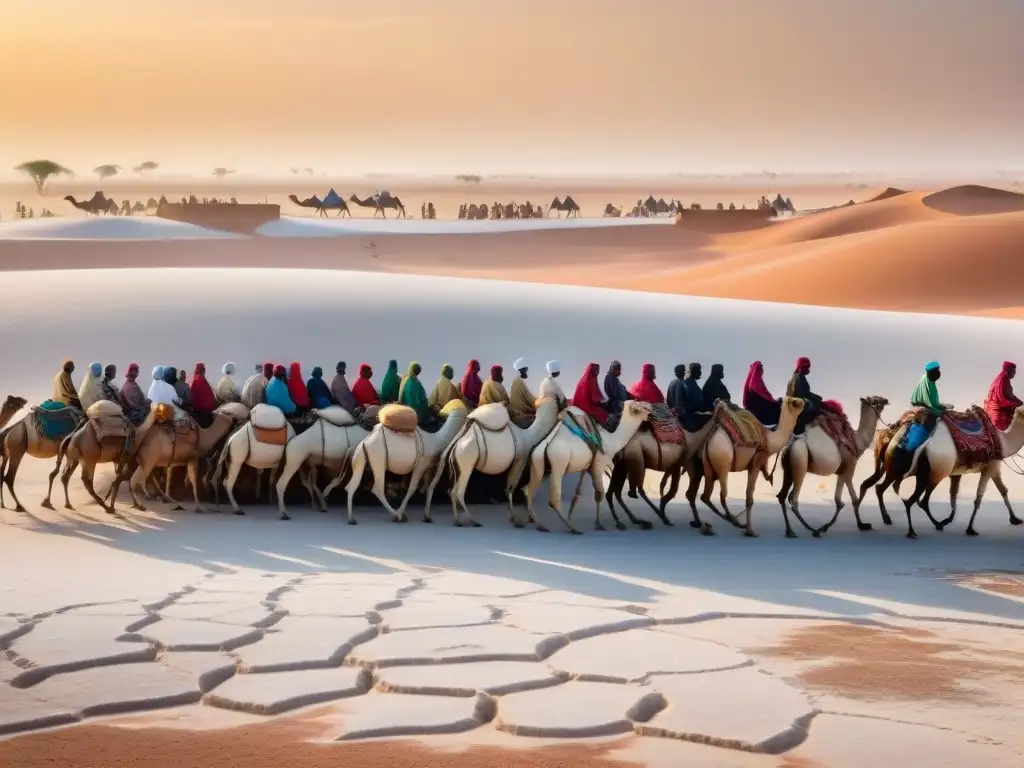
[321,188,343,207]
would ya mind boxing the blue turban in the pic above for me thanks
[152,365,165,379]
[924,361,940,372]
[89,362,102,377]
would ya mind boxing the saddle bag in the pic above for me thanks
[86,400,124,419]
[379,404,418,433]
[252,425,289,446]
[251,403,287,431]
[468,403,509,431]
[314,406,356,427]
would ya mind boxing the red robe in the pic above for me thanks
[189,364,218,413]
[352,364,381,407]
[628,363,664,403]
[984,361,1022,430]
[460,360,483,406]
[287,362,311,408]
[571,363,608,425]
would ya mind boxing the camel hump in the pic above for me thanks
[216,401,250,421]
[314,405,356,427]
[468,403,510,432]
[251,403,287,431]
[378,404,418,433]
[86,400,124,420]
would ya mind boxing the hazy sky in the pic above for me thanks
[2,0,1022,176]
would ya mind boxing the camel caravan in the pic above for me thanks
[2,356,1023,540]
[63,192,238,217]
[288,189,406,219]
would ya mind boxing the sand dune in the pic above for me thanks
[0,216,242,240]
[866,187,908,203]
[922,185,1024,216]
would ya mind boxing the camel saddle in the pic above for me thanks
[288,412,317,437]
[313,406,356,427]
[714,402,766,450]
[153,405,198,437]
[941,406,1002,466]
[252,425,289,446]
[468,403,510,432]
[90,414,132,442]
[648,403,686,445]
[379,404,418,434]
[358,405,381,431]
[29,401,85,442]
[811,408,859,456]
[560,408,604,454]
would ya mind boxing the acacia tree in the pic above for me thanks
[15,160,73,194]
[94,164,121,180]
[133,160,159,175]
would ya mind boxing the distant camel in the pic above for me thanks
[603,203,622,217]
[548,196,581,218]
[64,192,113,216]
[349,192,406,219]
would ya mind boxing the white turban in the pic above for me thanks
[222,362,236,375]
[546,360,560,374]
[514,358,527,371]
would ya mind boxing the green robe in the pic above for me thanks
[398,363,430,422]
[911,374,943,414]
[379,359,401,404]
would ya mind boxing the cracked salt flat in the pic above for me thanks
[235,615,377,672]
[126,618,264,652]
[156,602,278,627]
[205,667,371,715]
[0,692,77,736]
[639,666,816,753]
[275,585,401,616]
[157,651,238,692]
[377,596,495,631]
[350,623,565,666]
[500,602,653,639]
[375,661,565,696]
[418,572,546,598]
[545,628,750,682]
[496,680,663,738]
[26,662,201,717]
[329,691,493,741]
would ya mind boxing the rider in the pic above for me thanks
[742,361,781,426]
[984,361,1022,430]
[265,365,297,416]
[570,363,609,427]
[479,365,511,407]
[509,358,537,425]
[287,362,312,415]
[306,366,334,410]
[216,363,241,404]
[398,362,434,427]
[240,363,266,409]
[331,362,358,412]
[628,363,664,404]
[78,362,104,411]
[119,363,150,425]
[701,363,731,408]
[149,366,180,407]
[911,360,949,436]
[174,368,191,408]
[681,362,708,430]
[189,363,218,422]
[428,363,462,412]
[539,360,567,410]
[459,359,483,408]
[604,361,632,420]
[666,363,687,423]
[352,363,381,409]
[786,357,822,434]
[379,360,402,405]
[52,359,82,408]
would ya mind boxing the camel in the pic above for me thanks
[325,404,468,525]
[548,196,581,218]
[522,400,653,534]
[105,407,246,514]
[64,192,113,216]
[602,203,622,218]
[349,192,406,219]
[858,406,1024,538]
[424,398,560,527]
[1,399,83,512]
[774,396,889,538]
[273,407,372,520]
[604,413,720,532]
[697,397,806,537]
[43,403,141,512]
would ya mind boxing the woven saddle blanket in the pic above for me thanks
[648,403,686,445]
[714,402,766,450]
[812,408,859,456]
[561,410,604,454]
[942,406,1002,465]
[30,402,85,442]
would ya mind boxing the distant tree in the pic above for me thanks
[728,202,736,211]
[94,164,121,180]
[212,167,235,178]
[716,201,724,210]
[133,161,159,175]
[14,160,73,194]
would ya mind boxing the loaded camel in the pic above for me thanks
[602,203,622,218]
[43,401,142,511]
[605,411,719,532]
[424,397,560,527]
[349,192,407,219]
[273,406,372,520]
[105,406,247,514]
[858,405,1024,538]
[1,398,82,512]
[548,196,581,218]
[697,397,806,537]
[322,403,469,525]
[522,400,653,534]
[774,396,889,537]
[64,192,114,216]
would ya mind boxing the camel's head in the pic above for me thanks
[63,195,74,202]
[781,396,806,418]
[860,395,889,413]
[2,395,27,414]
[623,400,654,422]
[349,194,360,202]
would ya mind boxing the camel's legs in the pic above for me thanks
[2,449,28,513]
[0,452,7,508]
[221,455,248,517]
[775,459,799,539]
[274,453,304,520]
[524,451,546,530]
[140,464,182,510]
[566,470,589,524]
[60,456,78,509]
[742,466,759,537]
[544,464,581,535]
[589,464,610,531]
[392,463,428,524]
[451,464,482,528]
[603,460,640,530]
[504,456,529,528]
[699,457,739,527]
[992,473,1022,527]
[42,435,73,510]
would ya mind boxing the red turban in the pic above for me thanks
[189,362,217,412]
[571,363,608,424]
[287,362,310,407]
[490,364,503,378]
[628,363,664,403]
[796,357,810,371]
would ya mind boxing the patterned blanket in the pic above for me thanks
[561,410,604,454]
[649,403,686,445]
[942,407,1002,466]
[813,408,859,456]
[29,402,84,442]
[714,402,766,450]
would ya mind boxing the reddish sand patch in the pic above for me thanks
[0,722,640,768]
[956,573,1024,598]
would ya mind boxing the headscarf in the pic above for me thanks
[78,362,104,410]
[428,363,462,410]
[984,361,1022,430]
[331,361,358,412]
[216,363,240,404]
[120,363,148,414]
[263,362,274,380]
[307,366,333,409]
[222,362,236,375]
[126,363,140,379]
[352,363,381,407]
[742,361,774,408]
[379,359,401,403]
[147,366,164,401]
[925,360,940,372]
[571,363,604,409]
[628,363,664,403]
[398,362,430,419]
[99,364,119,402]
[546,360,560,375]
[287,362,311,407]
[460,359,483,405]
[796,356,811,372]
[479,364,510,406]
[189,362,217,412]
[164,366,178,386]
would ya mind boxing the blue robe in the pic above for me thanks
[265,377,296,416]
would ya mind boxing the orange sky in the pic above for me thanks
[2,1,1022,176]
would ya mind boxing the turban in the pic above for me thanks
[490,364,503,378]
[222,362,236,375]
[514,357,527,371]
[796,357,810,370]
[924,361,940,372]
[89,362,102,377]
[152,366,164,379]
[546,360,560,374]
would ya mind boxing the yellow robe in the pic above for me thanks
[52,370,79,406]
[509,377,536,419]
[479,379,510,407]
[428,377,462,411]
